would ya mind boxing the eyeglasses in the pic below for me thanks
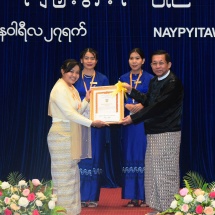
[151,62,166,67]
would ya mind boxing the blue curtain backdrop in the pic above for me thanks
[1,0,215,186]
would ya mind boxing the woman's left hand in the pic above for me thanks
[130,103,144,113]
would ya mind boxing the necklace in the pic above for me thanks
[82,71,96,92]
[83,74,93,78]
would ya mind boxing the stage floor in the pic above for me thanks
[81,187,153,215]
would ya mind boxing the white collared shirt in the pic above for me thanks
[158,70,170,81]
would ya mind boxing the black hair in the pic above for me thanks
[129,48,145,59]
[60,59,81,75]
[151,50,171,63]
[80,48,98,60]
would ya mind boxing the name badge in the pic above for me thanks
[90,82,97,85]
[134,81,142,84]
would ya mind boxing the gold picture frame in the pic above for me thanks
[90,85,124,124]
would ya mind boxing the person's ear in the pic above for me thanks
[168,62,172,69]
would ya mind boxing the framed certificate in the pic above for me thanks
[90,85,124,123]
